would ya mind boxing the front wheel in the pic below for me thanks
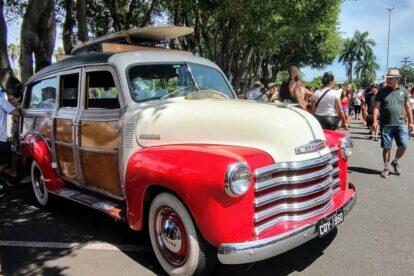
[148,193,216,275]
[31,161,49,206]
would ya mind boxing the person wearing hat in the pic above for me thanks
[245,81,268,102]
[373,69,414,178]
[267,82,279,102]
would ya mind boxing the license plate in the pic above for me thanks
[316,208,344,237]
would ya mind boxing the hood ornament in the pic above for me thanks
[295,139,327,155]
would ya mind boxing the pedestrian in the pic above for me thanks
[366,85,379,141]
[409,88,414,139]
[340,89,350,129]
[346,85,354,118]
[372,69,414,178]
[267,82,279,102]
[310,72,349,131]
[0,89,20,196]
[279,66,313,109]
[353,89,362,120]
[245,81,268,102]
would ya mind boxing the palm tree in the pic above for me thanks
[338,39,357,82]
[355,53,379,83]
[338,31,376,83]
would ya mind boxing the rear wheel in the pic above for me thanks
[31,161,49,206]
[148,193,216,275]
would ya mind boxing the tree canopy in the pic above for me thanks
[1,0,345,94]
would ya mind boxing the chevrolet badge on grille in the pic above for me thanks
[295,139,327,155]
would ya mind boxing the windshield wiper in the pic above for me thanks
[160,87,194,100]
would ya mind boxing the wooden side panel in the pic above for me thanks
[80,151,121,196]
[34,117,53,138]
[55,144,77,180]
[55,118,73,143]
[80,121,120,150]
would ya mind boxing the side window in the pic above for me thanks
[25,78,57,109]
[86,71,120,109]
[60,74,79,108]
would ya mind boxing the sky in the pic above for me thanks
[6,0,414,82]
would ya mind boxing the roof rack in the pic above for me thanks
[71,26,194,55]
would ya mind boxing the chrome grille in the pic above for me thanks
[123,123,136,148]
[254,149,340,235]
[330,147,341,192]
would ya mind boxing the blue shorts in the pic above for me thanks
[381,125,409,149]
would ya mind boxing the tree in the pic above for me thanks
[7,42,19,68]
[77,0,88,42]
[20,0,56,84]
[62,0,75,53]
[0,0,21,96]
[338,31,376,83]
[355,53,379,86]
[162,0,342,92]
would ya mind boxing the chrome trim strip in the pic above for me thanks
[217,190,357,264]
[330,146,339,154]
[255,200,333,235]
[54,140,73,148]
[255,164,333,192]
[255,177,333,207]
[331,167,340,177]
[255,153,331,178]
[332,178,341,188]
[254,188,333,222]
[330,156,339,166]
[78,146,118,155]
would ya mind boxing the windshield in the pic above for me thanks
[128,63,234,102]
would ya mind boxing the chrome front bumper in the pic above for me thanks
[217,189,356,265]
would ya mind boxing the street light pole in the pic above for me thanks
[386,7,394,71]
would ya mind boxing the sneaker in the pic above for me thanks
[374,136,379,141]
[381,168,390,178]
[391,161,401,175]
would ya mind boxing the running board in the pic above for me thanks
[51,188,126,221]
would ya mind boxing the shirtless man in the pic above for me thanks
[279,66,313,109]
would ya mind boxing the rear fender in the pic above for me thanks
[124,144,274,247]
[20,133,64,190]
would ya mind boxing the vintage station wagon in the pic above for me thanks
[20,27,356,275]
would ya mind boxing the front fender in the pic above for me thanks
[324,130,348,190]
[124,144,274,247]
[20,133,64,190]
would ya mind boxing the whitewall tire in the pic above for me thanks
[148,193,216,275]
[31,161,49,206]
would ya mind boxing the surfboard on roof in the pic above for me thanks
[71,26,194,55]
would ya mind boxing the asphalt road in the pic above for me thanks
[1,120,414,276]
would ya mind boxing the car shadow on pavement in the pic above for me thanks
[215,230,337,275]
[0,184,164,276]
[348,166,381,175]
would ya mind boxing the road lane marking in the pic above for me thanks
[0,240,151,252]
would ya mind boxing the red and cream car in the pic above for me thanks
[20,37,356,275]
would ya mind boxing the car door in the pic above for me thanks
[53,70,82,184]
[75,66,124,198]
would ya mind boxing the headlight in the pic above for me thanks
[225,162,251,196]
[341,136,353,159]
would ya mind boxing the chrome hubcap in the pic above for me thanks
[155,207,188,266]
[33,166,45,199]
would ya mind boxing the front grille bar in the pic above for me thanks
[255,153,332,178]
[256,164,333,192]
[255,177,333,207]
[254,200,333,235]
[254,188,333,223]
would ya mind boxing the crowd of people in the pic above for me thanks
[244,67,414,178]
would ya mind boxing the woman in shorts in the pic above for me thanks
[341,89,350,128]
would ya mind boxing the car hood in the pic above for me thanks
[132,98,330,162]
